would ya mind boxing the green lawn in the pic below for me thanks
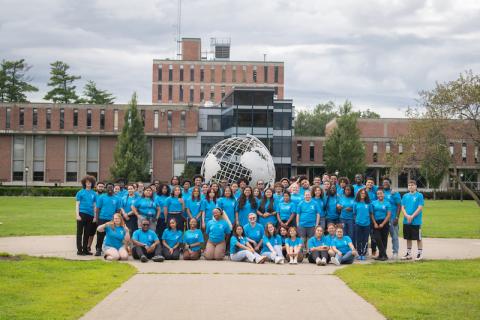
[0,197,478,238]
[336,259,480,320]
[0,254,136,320]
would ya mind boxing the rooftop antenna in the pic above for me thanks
[176,0,182,59]
[263,53,267,62]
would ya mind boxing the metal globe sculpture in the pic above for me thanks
[201,135,276,187]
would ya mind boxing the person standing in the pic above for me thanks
[371,189,391,261]
[236,186,257,227]
[276,191,296,227]
[401,180,425,261]
[121,184,139,236]
[133,186,160,232]
[257,188,277,226]
[296,191,320,245]
[383,178,402,259]
[353,189,372,260]
[95,183,121,256]
[75,175,97,255]
[337,185,356,241]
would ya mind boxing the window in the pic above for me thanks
[32,108,38,127]
[386,142,391,153]
[235,109,273,127]
[253,66,257,83]
[73,109,78,127]
[168,85,173,101]
[373,142,378,163]
[179,65,184,81]
[154,111,159,129]
[322,144,326,161]
[242,65,246,82]
[232,66,237,82]
[475,145,479,164]
[33,136,45,181]
[462,143,467,163]
[167,111,172,129]
[59,108,64,129]
[297,141,302,161]
[86,137,99,178]
[87,109,92,128]
[19,108,24,126]
[45,108,51,129]
[201,136,223,156]
[274,66,279,83]
[66,136,78,182]
[273,112,291,130]
[158,65,162,81]
[200,66,204,82]
[157,85,162,101]
[207,115,221,131]
[221,86,226,100]
[398,143,403,154]
[190,65,194,81]
[274,86,278,96]
[189,86,194,103]
[180,111,186,129]
[100,109,105,130]
[210,85,215,101]
[173,137,186,161]
[222,66,226,82]
[179,85,184,102]
[449,143,454,157]
[272,137,291,157]
[12,136,25,181]
[141,110,146,126]
[113,109,118,131]
[168,65,173,81]
[398,172,408,188]
[264,65,268,82]
[309,142,315,161]
[200,86,204,102]
[5,107,11,129]
[210,66,215,83]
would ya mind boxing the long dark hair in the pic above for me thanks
[355,187,371,204]
[344,184,355,198]
[142,186,155,200]
[191,186,201,201]
[206,187,217,203]
[157,183,170,197]
[222,186,235,199]
[238,186,257,210]
[259,188,274,213]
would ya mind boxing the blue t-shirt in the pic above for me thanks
[353,202,372,227]
[201,199,217,224]
[134,197,158,218]
[243,223,264,243]
[121,194,138,215]
[217,197,237,223]
[230,236,248,254]
[307,235,328,252]
[353,184,366,196]
[332,236,353,254]
[97,194,121,220]
[339,195,355,220]
[234,189,242,200]
[276,201,296,221]
[312,197,325,218]
[206,219,231,243]
[186,199,202,219]
[285,237,303,247]
[290,193,303,206]
[402,192,424,225]
[261,234,283,254]
[132,229,159,247]
[372,200,390,221]
[104,226,127,249]
[258,199,277,226]
[324,195,339,220]
[384,189,401,222]
[324,235,336,247]
[154,195,168,218]
[183,229,204,252]
[236,200,256,227]
[273,193,284,204]
[76,189,96,216]
[162,229,183,248]
[366,188,377,202]
[164,196,183,213]
[296,200,320,227]
[182,188,192,201]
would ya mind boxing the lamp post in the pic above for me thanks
[460,172,464,202]
[149,167,153,183]
[24,166,29,192]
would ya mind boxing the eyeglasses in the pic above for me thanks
[142,224,150,226]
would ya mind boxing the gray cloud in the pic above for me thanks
[1,0,479,117]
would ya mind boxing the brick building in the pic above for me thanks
[152,38,284,105]
[292,118,479,191]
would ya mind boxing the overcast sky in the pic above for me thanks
[1,0,479,117]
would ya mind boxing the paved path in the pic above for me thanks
[1,235,480,320]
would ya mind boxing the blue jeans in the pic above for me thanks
[341,219,355,243]
[336,251,355,264]
[389,222,399,254]
[355,225,370,256]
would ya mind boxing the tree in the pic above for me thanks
[180,162,198,181]
[82,80,115,104]
[44,61,81,103]
[110,93,149,182]
[358,108,380,119]
[0,59,38,102]
[324,110,366,180]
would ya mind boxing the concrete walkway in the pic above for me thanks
[1,236,480,320]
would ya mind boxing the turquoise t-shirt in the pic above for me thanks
[161,229,183,248]
[121,194,138,214]
[183,229,204,252]
[206,219,231,243]
[186,199,202,219]
[76,189,96,216]
[384,189,401,222]
[276,201,296,221]
[97,194,121,220]
[230,236,247,254]
[258,199,277,226]
[402,192,424,225]
[261,234,282,254]
[332,236,353,255]
[217,197,237,223]
[353,202,372,227]
[372,200,390,221]
[104,226,127,249]
[134,197,158,218]
[339,195,355,220]
[324,195,339,220]
[132,229,158,247]
[312,197,325,217]
[243,223,264,243]
[296,200,320,227]
[164,196,183,213]
[236,200,256,227]
[201,199,217,224]
[285,237,302,247]
[307,235,329,252]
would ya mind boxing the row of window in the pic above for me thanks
[158,64,280,84]
[4,108,186,131]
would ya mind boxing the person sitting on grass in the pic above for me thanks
[96,213,130,261]
[182,218,204,261]
[261,222,285,264]
[307,226,329,266]
[230,225,267,264]
[330,227,357,265]
[285,226,304,264]
[161,218,183,260]
[131,220,164,263]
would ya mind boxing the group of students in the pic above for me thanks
[75,172,424,265]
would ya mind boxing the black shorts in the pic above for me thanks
[403,224,422,240]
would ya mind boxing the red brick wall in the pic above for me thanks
[99,136,117,181]
[152,137,172,182]
[0,136,11,182]
[182,39,201,61]
[45,136,65,182]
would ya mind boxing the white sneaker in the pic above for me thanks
[415,252,423,261]
[401,253,412,260]
[274,256,281,264]
[321,257,327,266]
[289,258,294,264]
[331,256,340,266]
[315,257,321,266]
[256,256,267,264]
[279,258,285,264]
[293,256,298,264]
[392,253,398,260]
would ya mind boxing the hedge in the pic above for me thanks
[0,187,80,197]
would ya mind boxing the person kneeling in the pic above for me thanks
[161,218,183,260]
[230,225,267,264]
[307,226,329,266]
[285,226,304,264]
[97,213,130,261]
[183,218,204,260]
[205,208,232,261]
[330,227,357,265]
[131,220,164,263]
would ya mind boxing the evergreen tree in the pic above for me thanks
[44,61,81,103]
[324,111,366,180]
[83,80,115,104]
[110,93,149,182]
[0,59,38,102]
